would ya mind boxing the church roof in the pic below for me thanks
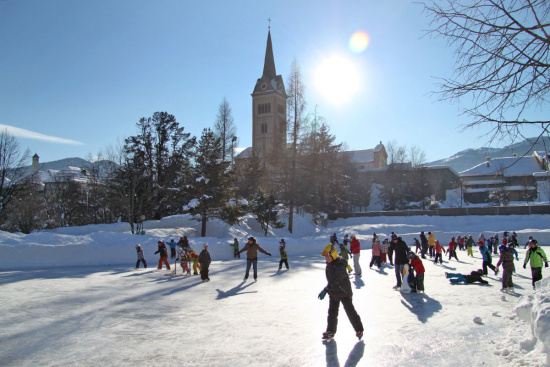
[263,30,276,81]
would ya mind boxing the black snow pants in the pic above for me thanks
[327,296,363,334]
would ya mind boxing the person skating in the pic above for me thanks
[318,244,364,341]
[466,235,475,257]
[278,242,289,270]
[239,236,271,282]
[523,239,548,290]
[231,238,240,258]
[496,245,515,292]
[330,233,338,245]
[390,236,410,289]
[350,235,362,276]
[135,244,147,269]
[420,231,428,259]
[155,240,171,270]
[445,269,488,285]
[413,238,421,254]
[524,236,534,249]
[408,252,425,292]
[381,238,390,265]
[479,240,498,276]
[198,244,211,282]
[433,240,445,265]
[428,232,435,257]
[339,243,353,274]
[177,236,190,252]
[189,248,201,275]
[370,233,382,269]
[447,237,459,261]
[168,239,177,259]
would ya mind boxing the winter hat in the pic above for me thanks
[136,244,141,248]
[202,244,208,250]
[322,244,338,260]
[248,237,255,242]
[407,252,416,260]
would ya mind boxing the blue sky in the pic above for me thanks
[0,0,544,165]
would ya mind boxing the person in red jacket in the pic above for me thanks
[448,237,459,261]
[408,252,425,292]
[350,235,362,276]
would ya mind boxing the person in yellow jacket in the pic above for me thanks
[428,232,435,258]
[189,248,202,275]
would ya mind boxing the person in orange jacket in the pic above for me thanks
[433,240,445,265]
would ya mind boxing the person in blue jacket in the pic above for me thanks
[479,241,498,276]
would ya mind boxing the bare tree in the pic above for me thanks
[386,140,408,164]
[214,97,238,163]
[286,58,307,233]
[409,145,427,167]
[421,0,550,146]
[0,130,31,218]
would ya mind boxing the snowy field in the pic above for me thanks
[1,213,550,366]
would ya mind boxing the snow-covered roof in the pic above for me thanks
[460,156,546,177]
[345,149,375,164]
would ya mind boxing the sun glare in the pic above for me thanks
[313,55,361,106]
[349,31,370,53]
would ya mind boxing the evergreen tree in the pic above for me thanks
[252,191,285,236]
[186,128,243,237]
[124,112,195,219]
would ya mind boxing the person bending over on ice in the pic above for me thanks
[318,244,364,341]
[238,236,271,282]
[445,269,488,285]
[524,239,548,290]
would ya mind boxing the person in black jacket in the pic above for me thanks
[420,231,428,259]
[445,269,488,285]
[154,241,171,270]
[318,244,364,341]
[198,244,211,282]
[390,237,410,289]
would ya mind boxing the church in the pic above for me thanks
[236,29,388,170]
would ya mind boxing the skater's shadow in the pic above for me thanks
[215,282,257,299]
[123,270,156,277]
[324,340,365,367]
[400,293,442,323]
[353,276,365,289]
[439,264,457,271]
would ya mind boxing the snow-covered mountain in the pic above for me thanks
[427,137,550,173]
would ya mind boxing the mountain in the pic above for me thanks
[427,137,550,173]
[20,157,117,175]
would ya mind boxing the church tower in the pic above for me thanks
[251,29,288,159]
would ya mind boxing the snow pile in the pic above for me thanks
[515,278,550,366]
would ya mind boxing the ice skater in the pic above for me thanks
[199,244,211,282]
[135,244,147,269]
[318,244,364,341]
[239,236,271,282]
[523,239,548,290]
[154,240,171,270]
[445,269,488,285]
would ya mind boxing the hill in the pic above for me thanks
[427,136,550,173]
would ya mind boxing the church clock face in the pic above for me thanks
[261,82,267,90]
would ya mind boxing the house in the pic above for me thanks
[459,154,548,203]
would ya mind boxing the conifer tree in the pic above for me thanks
[252,191,285,236]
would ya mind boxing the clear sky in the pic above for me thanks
[0,0,545,165]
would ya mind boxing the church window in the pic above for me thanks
[258,103,271,115]
[261,123,268,134]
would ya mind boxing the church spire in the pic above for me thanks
[262,30,277,81]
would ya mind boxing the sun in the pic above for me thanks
[313,55,361,106]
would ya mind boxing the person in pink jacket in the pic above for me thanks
[350,236,362,276]
[370,233,382,269]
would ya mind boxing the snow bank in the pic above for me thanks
[515,277,550,366]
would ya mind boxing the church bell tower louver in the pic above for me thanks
[251,29,288,159]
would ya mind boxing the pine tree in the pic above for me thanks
[186,128,244,237]
[213,97,238,164]
[252,191,285,236]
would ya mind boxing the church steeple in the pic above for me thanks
[262,31,277,81]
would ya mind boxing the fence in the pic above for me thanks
[328,205,550,220]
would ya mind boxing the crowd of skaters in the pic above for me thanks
[132,229,548,341]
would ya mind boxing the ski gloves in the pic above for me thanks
[318,286,328,300]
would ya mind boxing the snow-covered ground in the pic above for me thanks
[1,213,549,366]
